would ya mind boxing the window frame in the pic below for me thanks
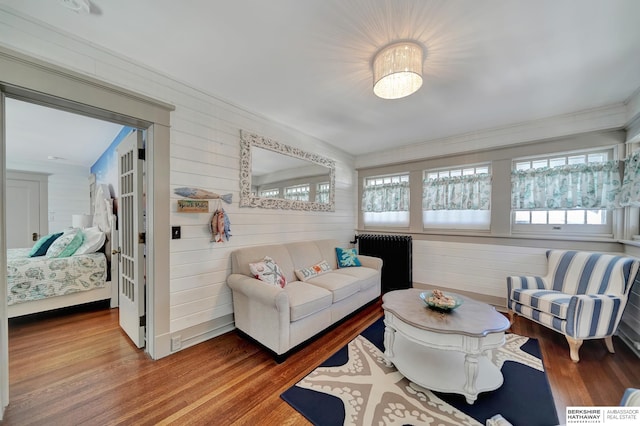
[422,162,492,231]
[361,172,410,229]
[510,147,617,237]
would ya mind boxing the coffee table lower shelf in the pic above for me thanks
[386,332,504,404]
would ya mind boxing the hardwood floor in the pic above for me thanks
[3,300,639,425]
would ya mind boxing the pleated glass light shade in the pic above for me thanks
[373,41,423,99]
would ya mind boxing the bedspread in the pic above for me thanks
[7,248,107,306]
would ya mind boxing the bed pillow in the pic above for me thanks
[46,228,84,258]
[335,247,362,268]
[74,227,106,255]
[295,260,332,282]
[249,256,287,288]
[28,232,63,257]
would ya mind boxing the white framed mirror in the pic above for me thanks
[240,130,335,211]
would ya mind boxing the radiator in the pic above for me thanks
[356,234,412,293]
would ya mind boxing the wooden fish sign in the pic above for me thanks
[174,187,232,204]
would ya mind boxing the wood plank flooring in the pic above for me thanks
[3,300,639,425]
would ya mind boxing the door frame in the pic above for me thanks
[0,46,174,418]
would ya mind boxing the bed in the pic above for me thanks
[7,212,119,319]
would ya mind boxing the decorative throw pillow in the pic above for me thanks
[28,232,63,257]
[74,227,106,255]
[46,228,84,258]
[295,260,332,282]
[335,247,362,268]
[249,256,287,288]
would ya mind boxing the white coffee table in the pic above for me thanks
[382,288,510,404]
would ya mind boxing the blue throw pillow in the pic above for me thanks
[336,247,362,268]
[28,232,63,257]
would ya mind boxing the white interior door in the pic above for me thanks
[117,130,145,348]
[6,178,41,249]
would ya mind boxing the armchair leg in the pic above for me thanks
[605,336,615,354]
[566,336,583,363]
[508,310,516,325]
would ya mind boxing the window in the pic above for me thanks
[511,149,619,235]
[284,184,310,201]
[422,164,491,230]
[316,182,330,203]
[259,188,280,198]
[362,173,409,227]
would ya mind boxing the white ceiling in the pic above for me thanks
[5,98,123,168]
[2,0,640,158]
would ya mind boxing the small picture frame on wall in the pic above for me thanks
[177,199,209,213]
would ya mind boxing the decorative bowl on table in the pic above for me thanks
[420,290,463,312]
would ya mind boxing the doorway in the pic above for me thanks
[0,47,173,417]
[4,97,146,348]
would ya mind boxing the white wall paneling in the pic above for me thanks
[413,240,548,303]
[0,8,358,353]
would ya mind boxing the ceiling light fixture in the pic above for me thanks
[372,41,424,100]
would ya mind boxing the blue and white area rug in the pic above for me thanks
[281,318,558,426]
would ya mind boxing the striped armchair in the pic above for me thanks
[507,250,639,362]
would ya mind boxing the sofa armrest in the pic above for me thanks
[227,273,291,355]
[506,276,548,309]
[227,273,289,309]
[566,294,626,339]
[358,254,383,271]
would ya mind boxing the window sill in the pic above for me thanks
[356,228,619,244]
[619,239,640,248]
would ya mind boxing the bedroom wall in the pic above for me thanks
[0,10,357,350]
[91,126,134,198]
[6,160,90,233]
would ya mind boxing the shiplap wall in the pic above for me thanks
[0,10,357,343]
[6,160,90,233]
[413,240,548,302]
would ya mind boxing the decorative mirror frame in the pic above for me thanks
[240,130,336,211]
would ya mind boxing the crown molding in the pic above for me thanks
[356,103,627,168]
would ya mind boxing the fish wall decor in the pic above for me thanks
[174,187,232,204]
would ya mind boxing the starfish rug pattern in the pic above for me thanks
[292,333,544,426]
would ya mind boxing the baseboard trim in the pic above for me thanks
[169,313,235,354]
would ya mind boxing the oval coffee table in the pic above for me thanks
[382,288,510,404]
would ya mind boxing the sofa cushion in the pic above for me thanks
[232,244,296,283]
[333,267,380,291]
[513,303,568,334]
[314,239,341,270]
[306,272,361,303]
[284,281,333,321]
[287,241,324,271]
[511,288,571,319]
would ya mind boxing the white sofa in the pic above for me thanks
[227,239,382,359]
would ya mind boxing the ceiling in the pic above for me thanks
[2,0,640,158]
[5,98,124,168]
